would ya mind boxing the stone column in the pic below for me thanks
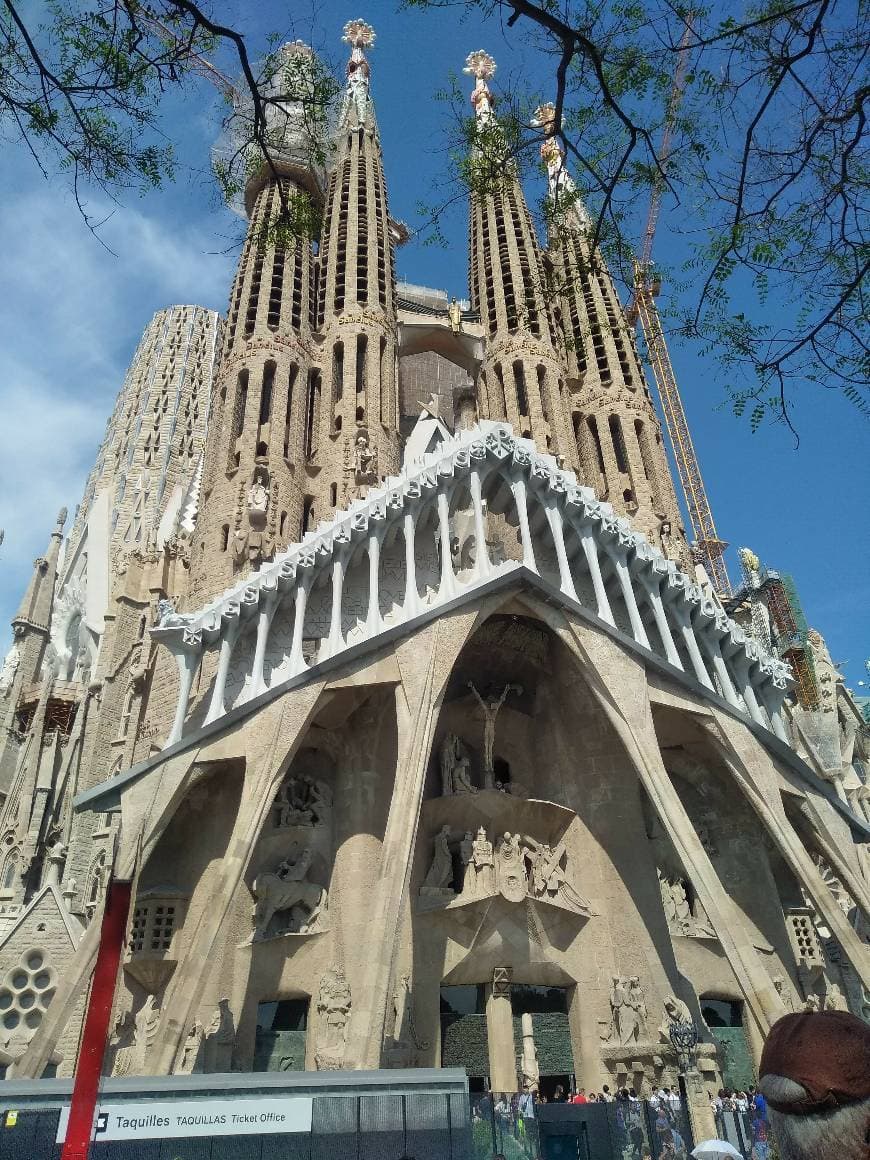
[486,967,517,1093]
[568,984,606,1092]
[561,618,786,1036]
[684,1067,717,1141]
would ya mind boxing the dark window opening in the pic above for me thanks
[701,999,743,1028]
[356,334,367,395]
[283,364,298,458]
[587,417,606,475]
[609,414,629,473]
[330,483,338,507]
[259,362,275,425]
[279,511,287,537]
[333,342,344,402]
[221,524,229,552]
[512,361,529,416]
[302,495,315,536]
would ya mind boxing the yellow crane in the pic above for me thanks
[627,22,732,598]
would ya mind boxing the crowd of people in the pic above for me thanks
[709,1087,771,1160]
[471,1084,693,1160]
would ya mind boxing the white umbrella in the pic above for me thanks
[691,1142,744,1160]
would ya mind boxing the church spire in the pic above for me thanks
[12,507,66,636]
[539,108,687,556]
[316,19,400,513]
[464,52,576,465]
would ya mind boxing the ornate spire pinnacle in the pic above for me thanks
[56,506,68,530]
[532,103,587,222]
[341,19,375,126]
[464,50,497,126]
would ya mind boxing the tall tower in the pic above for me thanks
[70,306,219,561]
[537,106,687,556]
[190,42,328,602]
[317,20,400,506]
[465,52,576,465]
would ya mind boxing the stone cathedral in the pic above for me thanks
[0,24,867,1105]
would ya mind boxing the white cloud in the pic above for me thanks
[0,183,236,638]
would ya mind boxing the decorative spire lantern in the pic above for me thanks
[532,103,586,222]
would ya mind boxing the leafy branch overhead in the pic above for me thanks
[0,0,336,237]
[412,0,868,424]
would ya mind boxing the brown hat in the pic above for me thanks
[759,1011,870,1115]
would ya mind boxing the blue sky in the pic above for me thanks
[0,0,866,686]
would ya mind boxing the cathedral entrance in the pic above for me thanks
[701,998,754,1091]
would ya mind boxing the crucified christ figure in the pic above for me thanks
[467,682,522,786]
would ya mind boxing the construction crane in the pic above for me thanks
[627,21,733,598]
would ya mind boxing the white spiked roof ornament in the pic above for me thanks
[464,50,497,125]
[341,19,375,126]
[532,102,588,224]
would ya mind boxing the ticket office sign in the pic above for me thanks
[55,1096,313,1142]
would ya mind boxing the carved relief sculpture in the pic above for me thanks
[273,775,333,828]
[315,967,352,1070]
[203,998,235,1072]
[252,842,327,938]
[658,994,694,1043]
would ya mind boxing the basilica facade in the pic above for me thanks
[0,23,867,1114]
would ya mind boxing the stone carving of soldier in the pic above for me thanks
[472,826,494,895]
[467,681,522,778]
[606,975,630,1044]
[459,831,475,895]
[277,843,312,883]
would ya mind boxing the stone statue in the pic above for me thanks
[203,998,234,1072]
[252,845,327,938]
[659,994,694,1043]
[627,976,648,1040]
[422,825,453,892]
[315,967,352,1070]
[247,472,269,519]
[274,775,332,827]
[602,975,631,1044]
[520,1011,539,1092]
[448,298,462,334]
[177,1018,204,1074]
[803,992,822,1013]
[388,972,428,1064]
[522,836,592,913]
[824,981,848,1012]
[156,598,185,627]
[471,826,495,896]
[467,681,522,781]
[0,642,20,697]
[439,733,476,795]
[459,831,474,894]
[773,975,796,1012]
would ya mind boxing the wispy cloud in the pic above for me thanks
[0,183,234,640]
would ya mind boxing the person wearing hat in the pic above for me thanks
[757,1010,870,1159]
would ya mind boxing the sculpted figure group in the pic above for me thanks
[421,825,592,914]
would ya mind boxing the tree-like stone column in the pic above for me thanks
[486,967,517,1092]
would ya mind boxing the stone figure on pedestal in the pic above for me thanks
[177,1017,204,1074]
[459,831,474,895]
[522,836,593,913]
[439,733,476,795]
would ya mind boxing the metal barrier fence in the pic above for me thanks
[713,1108,770,1159]
[470,1092,695,1160]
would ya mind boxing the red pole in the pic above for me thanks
[61,878,132,1160]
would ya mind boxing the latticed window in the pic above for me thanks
[129,897,183,955]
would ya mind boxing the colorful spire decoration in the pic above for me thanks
[464,50,497,125]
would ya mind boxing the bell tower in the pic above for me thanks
[465,52,576,466]
[317,20,401,511]
[189,42,326,602]
[537,105,688,558]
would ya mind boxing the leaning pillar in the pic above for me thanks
[562,619,786,1035]
[486,968,517,1093]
